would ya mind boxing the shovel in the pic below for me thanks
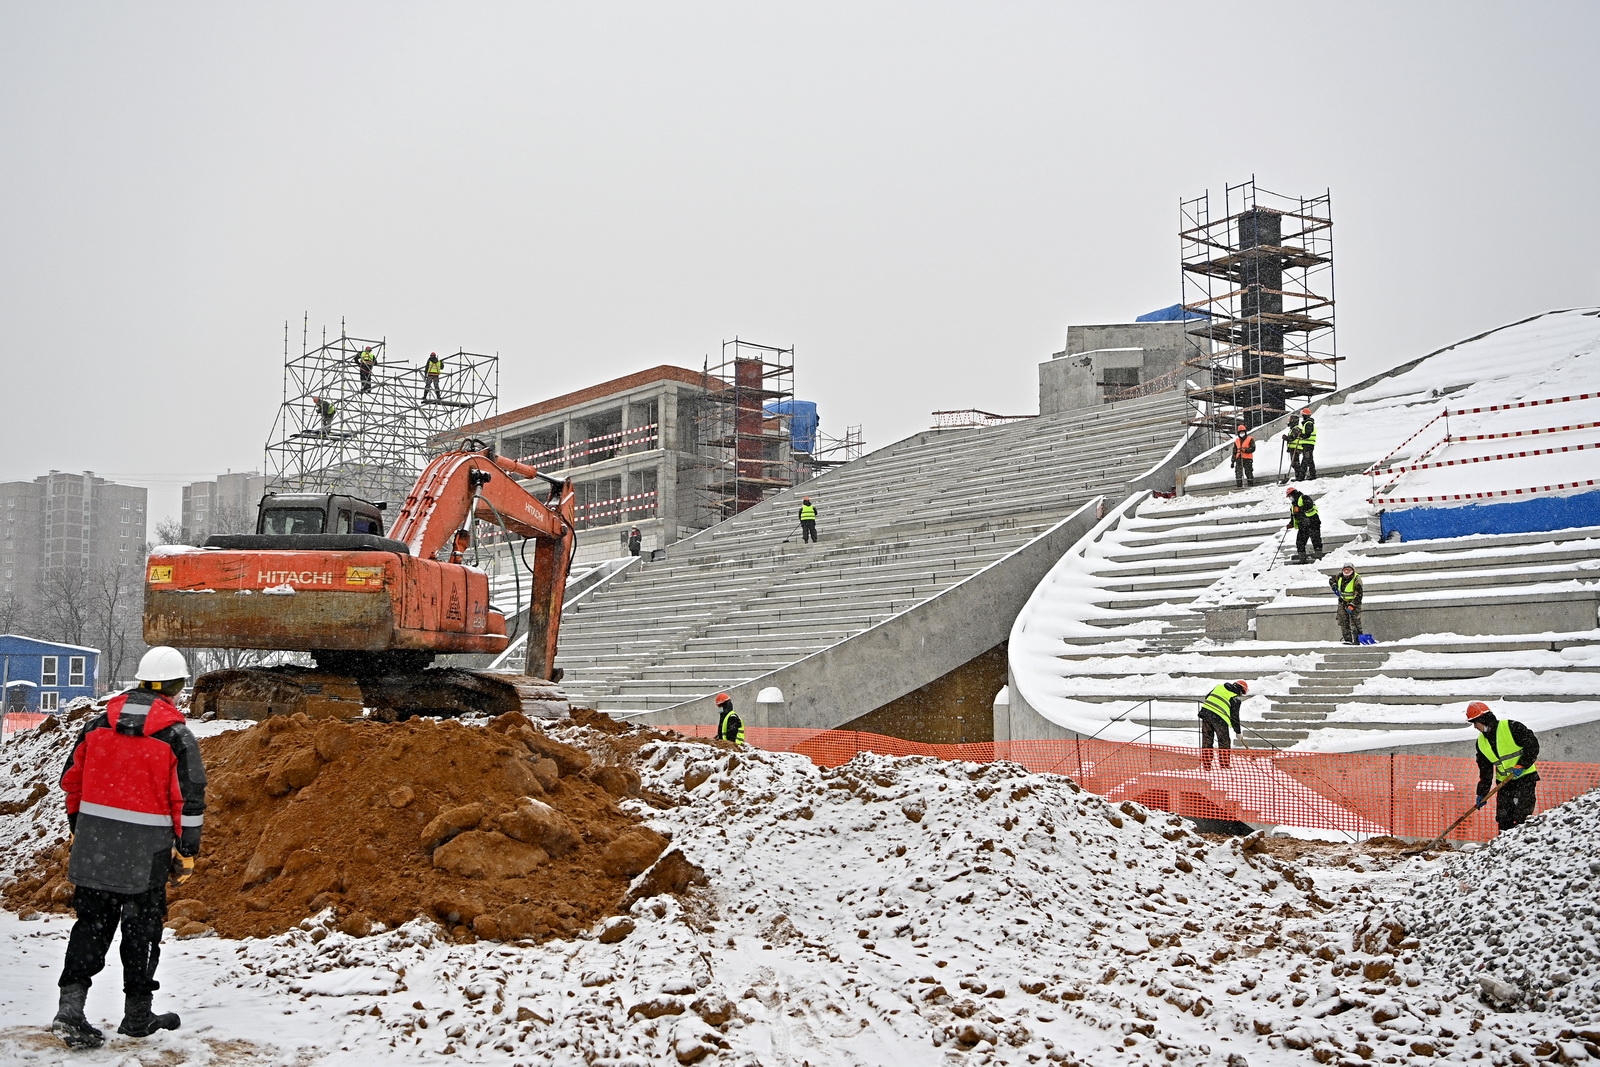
[1402,776,1510,856]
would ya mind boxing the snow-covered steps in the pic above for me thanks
[1256,524,1600,643]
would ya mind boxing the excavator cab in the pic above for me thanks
[256,493,386,537]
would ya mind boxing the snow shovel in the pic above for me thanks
[1265,525,1292,571]
[1402,777,1510,857]
[780,523,803,545]
[1277,438,1288,485]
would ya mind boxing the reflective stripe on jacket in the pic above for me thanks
[717,707,745,744]
[1199,683,1239,730]
[426,358,443,375]
[1299,418,1318,447]
[1233,435,1255,461]
[1478,720,1537,783]
[1332,572,1362,603]
[61,691,207,894]
[798,503,817,521]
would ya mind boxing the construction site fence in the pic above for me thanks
[663,725,1600,844]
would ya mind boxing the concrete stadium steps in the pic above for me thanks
[1009,470,1600,751]
[506,392,1194,714]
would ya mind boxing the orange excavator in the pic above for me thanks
[143,445,576,720]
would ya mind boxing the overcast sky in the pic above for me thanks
[3,3,1597,524]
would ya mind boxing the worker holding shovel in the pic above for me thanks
[1467,701,1540,833]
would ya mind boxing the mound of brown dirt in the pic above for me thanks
[6,710,669,943]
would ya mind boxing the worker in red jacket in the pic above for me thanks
[52,646,206,1050]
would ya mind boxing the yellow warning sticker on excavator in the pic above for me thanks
[147,565,173,584]
[345,565,385,587]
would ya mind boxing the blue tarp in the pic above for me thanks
[1135,304,1207,323]
[764,399,819,454]
[1380,489,1600,542]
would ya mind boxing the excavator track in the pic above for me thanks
[190,665,564,722]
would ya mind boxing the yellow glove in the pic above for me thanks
[169,850,195,886]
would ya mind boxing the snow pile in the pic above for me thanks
[3,723,1588,1064]
[1398,787,1600,1024]
[0,720,74,896]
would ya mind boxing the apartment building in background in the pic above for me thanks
[0,471,148,598]
[182,471,268,542]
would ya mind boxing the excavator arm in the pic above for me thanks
[388,449,576,679]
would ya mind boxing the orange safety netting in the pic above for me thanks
[665,725,1600,844]
[1,713,46,737]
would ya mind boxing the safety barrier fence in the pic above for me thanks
[663,725,1600,843]
[1368,390,1600,507]
[930,409,1036,429]
[2,713,47,737]
[515,423,659,471]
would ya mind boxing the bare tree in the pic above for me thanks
[0,590,32,636]
[209,501,252,537]
[153,517,191,547]
[37,567,91,647]
[88,562,143,686]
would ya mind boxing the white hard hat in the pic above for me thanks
[135,646,190,681]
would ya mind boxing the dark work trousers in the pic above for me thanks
[1337,602,1363,642]
[1496,775,1538,832]
[1288,449,1303,481]
[1199,711,1233,769]
[800,519,817,543]
[60,875,169,995]
[1233,459,1254,487]
[1301,447,1317,480]
[1294,518,1323,560]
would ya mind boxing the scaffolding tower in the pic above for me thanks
[694,339,798,520]
[264,320,499,504]
[1180,179,1338,432]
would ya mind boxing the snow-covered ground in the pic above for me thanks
[2,720,1594,1066]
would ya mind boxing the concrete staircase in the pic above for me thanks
[1007,481,1600,752]
[497,393,1193,719]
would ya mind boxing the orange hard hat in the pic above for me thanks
[1236,424,1248,432]
[1284,486,1297,497]
[1301,407,1312,416]
[1233,680,1249,694]
[1466,701,1492,720]
[714,692,732,705]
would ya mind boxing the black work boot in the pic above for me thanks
[118,992,180,1037]
[52,983,104,1049]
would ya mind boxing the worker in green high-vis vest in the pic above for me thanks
[1197,680,1248,770]
[797,497,819,543]
[1467,701,1540,833]
[715,692,745,744]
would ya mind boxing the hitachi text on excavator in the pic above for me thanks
[143,445,576,721]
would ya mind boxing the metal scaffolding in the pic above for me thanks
[264,319,499,504]
[1180,179,1338,432]
[694,339,798,519]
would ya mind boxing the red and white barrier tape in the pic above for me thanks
[1451,392,1600,416]
[577,490,659,523]
[517,423,660,469]
[1364,409,1445,476]
[1374,440,1600,477]
[1447,419,1600,443]
[1371,479,1599,506]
